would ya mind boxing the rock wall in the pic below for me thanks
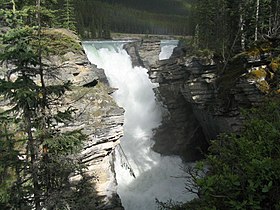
[181,56,266,141]
[124,40,266,161]
[0,29,125,209]
[150,56,208,161]
[52,46,125,209]
[124,39,161,68]
[125,41,207,161]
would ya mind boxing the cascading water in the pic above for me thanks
[159,40,178,60]
[83,40,195,210]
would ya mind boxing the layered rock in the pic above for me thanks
[60,83,123,209]
[125,41,208,161]
[0,29,124,209]
[181,55,267,141]
[150,56,208,160]
[124,39,161,69]
[125,40,268,161]
[51,39,125,209]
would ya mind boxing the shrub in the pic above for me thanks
[159,99,280,210]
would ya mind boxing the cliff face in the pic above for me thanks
[0,28,125,209]
[150,55,208,160]
[125,40,207,161]
[49,37,125,209]
[181,57,263,141]
[123,39,161,68]
[125,40,267,161]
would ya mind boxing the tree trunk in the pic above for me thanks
[273,0,279,35]
[67,0,70,29]
[240,3,245,50]
[255,0,260,41]
[25,110,41,210]
[11,0,16,12]
[36,0,47,109]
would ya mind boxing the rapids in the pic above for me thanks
[83,40,194,210]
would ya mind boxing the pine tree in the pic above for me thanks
[61,0,77,31]
[192,0,280,57]
[0,1,85,209]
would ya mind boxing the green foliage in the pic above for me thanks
[60,0,77,31]
[20,5,56,27]
[192,0,280,59]
[0,1,92,209]
[0,26,38,67]
[41,29,82,55]
[0,120,19,206]
[170,100,280,210]
[73,0,191,39]
[156,199,185,210]
[43,130,85,155]
[42,174,99,210]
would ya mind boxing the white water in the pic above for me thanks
[83,40,194,210]
[159,40,178,60]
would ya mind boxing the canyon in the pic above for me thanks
[20,34,268,209]
[78,37,269,209]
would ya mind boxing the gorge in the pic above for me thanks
[83,40,196,210]
[0,29,276,209]
[1,1,279,209]
[81,36,272,209]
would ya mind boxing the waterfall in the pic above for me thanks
[83,41,195,210]
[159,40,178,60]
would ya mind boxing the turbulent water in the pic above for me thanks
[83,40,194,210]
[159,40,178,60]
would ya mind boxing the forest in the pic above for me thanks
[192,0,280,61]
[73,0,193,38]
[0,0,94,209]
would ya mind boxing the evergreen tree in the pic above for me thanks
[0,1,86,209]
[189,0,280,60]
[61,0,77,31]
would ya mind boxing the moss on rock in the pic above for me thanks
[256,80,270,93]
[270,57,280,72]
[247,40,272,58]
[42,28,82,56]
[247,68,267,80]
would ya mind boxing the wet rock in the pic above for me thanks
[125,42,267,161]
[151,57,208,161]
[124,40,161,68]
[46,30,124,209]
[123,41,145,67]
[181,57,265,141]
